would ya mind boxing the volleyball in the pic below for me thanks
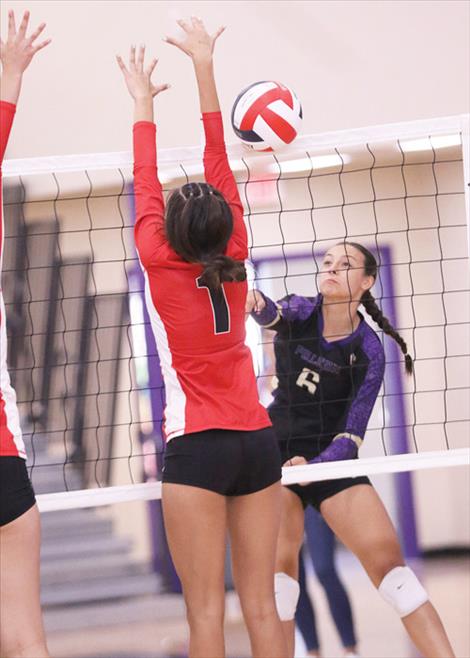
[231,81,303,151]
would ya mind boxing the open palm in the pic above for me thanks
[165,16,225,60]
[0,10,50,74]
[116,45,169,100]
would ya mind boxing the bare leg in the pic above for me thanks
[321,485,455,658]
[227,481,288,658]
[401,603,455,658]
[0,505,49,658]
[162,483,227,658]
[274,486,305,658]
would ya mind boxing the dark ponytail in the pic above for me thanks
[165,181,245,291]
[338,241,414,375]
[199,254,246,290]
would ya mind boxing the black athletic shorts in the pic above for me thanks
[0,457,36,526]
[162,427,282,496]
[285,476,372,511]
[279,441,372,511]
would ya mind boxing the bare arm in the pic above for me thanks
[0,9,51,104]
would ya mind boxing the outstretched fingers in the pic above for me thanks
[31,38,51,55]
[129,44,136,70]
[136,44,145,72]
[8,10,17,40]
[145,56,158,77]
[191,16,204,29]
[16,10,30,40]
[27,22,46,47]
[212,25,226,42]
[163,35,180,48]
[154,82,170,95]
[116,54,129,74]
[176,18,191,33]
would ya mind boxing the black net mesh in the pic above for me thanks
[2,132,469,496]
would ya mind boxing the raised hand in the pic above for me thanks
[164,16,225,61]
[0,10,51,103]
[0,10,50,74]
[116,45,169,101]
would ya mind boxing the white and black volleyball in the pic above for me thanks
[231,81,303,151]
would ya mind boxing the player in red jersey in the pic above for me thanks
[116,17,288,658]
[0,10,51,658]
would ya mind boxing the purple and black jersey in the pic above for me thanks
[252,293,385,461]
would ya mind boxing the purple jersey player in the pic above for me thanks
[247,242,454,658]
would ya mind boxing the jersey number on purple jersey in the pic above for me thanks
[296,367,320,395]
[196,277,230,335]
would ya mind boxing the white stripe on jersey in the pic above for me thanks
[0,291,25,457]
[143,270,187,442]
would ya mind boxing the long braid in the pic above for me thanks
[361,289,413,374]
[338,241,414,375]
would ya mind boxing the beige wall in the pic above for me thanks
[1,0,469,159]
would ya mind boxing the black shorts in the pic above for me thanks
[0,457,36,526]
[279,441,372,511]
[286,477,372,512]
[162,427,282,496]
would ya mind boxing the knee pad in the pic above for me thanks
[274,572,300,621]
[378,566,428,617]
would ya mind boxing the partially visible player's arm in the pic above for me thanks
[310,332,386,464]
[164,18,247,256]
[308,436,359,464]
[0,10,50,159]
[201,111,246,256]
[0,101,15,166]
[116,46,169,267]
[247,290,319,330]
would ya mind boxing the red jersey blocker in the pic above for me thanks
[133,111,271,442]
[0,100,25,459]
[1,100,35,527]
[133,111,280,496]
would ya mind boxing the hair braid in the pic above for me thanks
[361,290,413,374]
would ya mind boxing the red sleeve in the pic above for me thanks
[133,121,167,268]
[1,102,16,266]
[0,101,16,168]
[202,112,248,260]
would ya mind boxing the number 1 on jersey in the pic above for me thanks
[196,277,230,335]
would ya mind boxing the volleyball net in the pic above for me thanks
[2,113,469,513]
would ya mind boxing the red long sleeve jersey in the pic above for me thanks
[0,101,25,458]
[133,112,270,441]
